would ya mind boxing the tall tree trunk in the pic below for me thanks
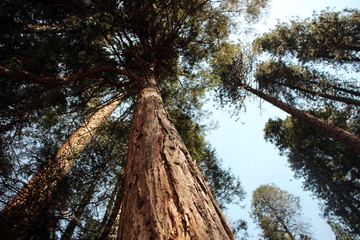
[244,85,360,154]
[61,165,105,240]
[332,85,360,98]
[307,80,360,98]
[98,174,122,236]
[0,93,124,240]
[98,176,123,240]
[107,209,121,240]
[117,83,234,239]
[275,81,360,106]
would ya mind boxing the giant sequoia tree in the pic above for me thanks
[0,0,267,239]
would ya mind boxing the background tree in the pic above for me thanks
[253,9,360,65]
[264,106,360,235]
[254,60,360,107]
[216,8,360,237]
[250,184,312,240]
[218,54,360,153]
[328,221,360,240]
[247,8,360,236]
[250,9,360,122]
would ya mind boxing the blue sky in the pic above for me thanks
[205,0,360,239]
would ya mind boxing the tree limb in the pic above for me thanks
[0,66,142,84]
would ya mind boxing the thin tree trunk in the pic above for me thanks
[267,204,296,240]
[245,85,360,154]
[276,81,360,106]
[98,174,122,235]
[307,80,360,98]
[107,207,121,240]
[332,85,360,98]
[98,176,123,240]
[61,166,105,240]
[0,93,124,240]
[117,82,234,239]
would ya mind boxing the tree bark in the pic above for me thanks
[245,86,360,154]
[117,84,234,240]
[0,93,124,240]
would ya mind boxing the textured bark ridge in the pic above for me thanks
[118,87,234,240]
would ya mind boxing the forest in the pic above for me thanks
[0,0,359,239]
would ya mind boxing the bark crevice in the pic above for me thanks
[117,87,234,240]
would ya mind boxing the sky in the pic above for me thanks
[204,0,360,239]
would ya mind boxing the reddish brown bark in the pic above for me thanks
[117,85,234,240]
[245,86,360,154]
[0,94,124,239]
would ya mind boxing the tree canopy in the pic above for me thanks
[250,184,311,240]
[253,9,360,65]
